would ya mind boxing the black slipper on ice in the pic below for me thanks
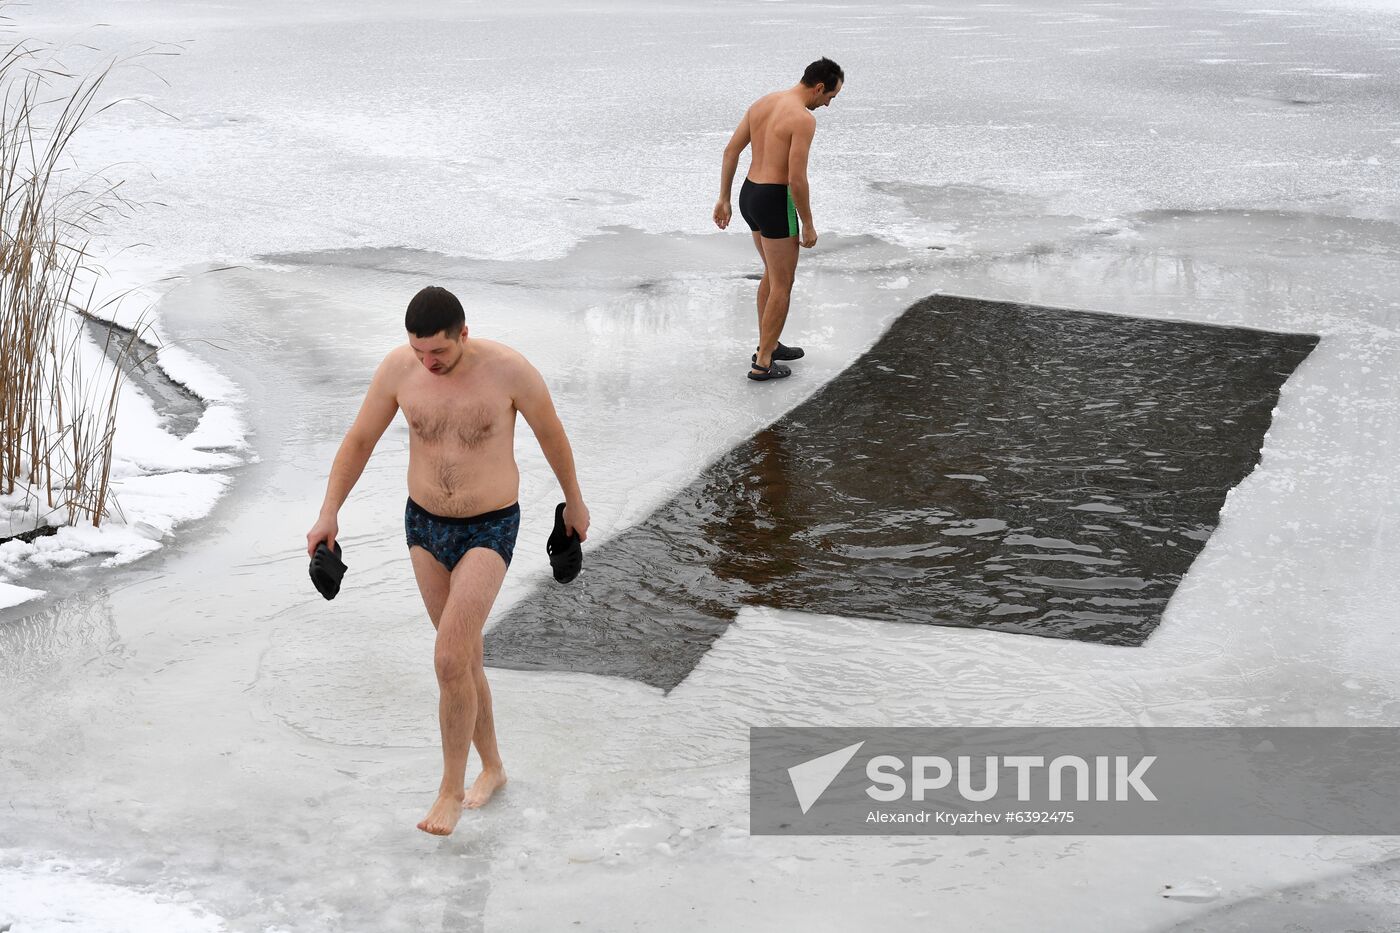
[309,541,347,600]
[770,342,805,362]
[547,502,583,584]
[748,356,792,381]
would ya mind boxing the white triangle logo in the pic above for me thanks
[788,741,865,815]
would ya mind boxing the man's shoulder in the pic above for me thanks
[764,97,813,131]
[787,104,817,128]
[473,339,542,403]
[748,90,783,115]
[474,338,535,375]
[362,345,414,402]
[474,336,521,358]
[377,344,416,377]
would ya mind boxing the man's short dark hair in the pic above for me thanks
[405,285,466,337]
[801,57,844,91]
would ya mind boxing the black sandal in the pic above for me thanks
[766,341,805,362]
[547,502,583,584]
[309,541,348,600]
[747,357,792,381]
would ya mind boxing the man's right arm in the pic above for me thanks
[787,115,818,248]
[305,352,402,555]
[713,111,752,230]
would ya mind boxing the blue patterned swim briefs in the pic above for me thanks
[404,498,520,570]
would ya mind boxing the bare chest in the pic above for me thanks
[399,383,513,450]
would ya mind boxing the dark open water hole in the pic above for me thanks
[486,295,1318,691]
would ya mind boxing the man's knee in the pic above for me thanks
[763,262,795,288]
[435,640,483,685]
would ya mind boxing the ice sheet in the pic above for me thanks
[19,0,1400,290]
[2,0,1399,930]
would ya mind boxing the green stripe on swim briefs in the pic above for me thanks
[786,188,798,237]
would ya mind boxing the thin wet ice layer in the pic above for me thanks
[1158,857,1400,931]
[485,295,1318,691]
[82,317,206,439]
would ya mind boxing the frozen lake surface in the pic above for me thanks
[2,0,1400,930]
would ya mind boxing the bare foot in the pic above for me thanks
[417,791,465,835]
[465,768,507,810]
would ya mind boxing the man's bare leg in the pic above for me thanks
[411,547,508,796]
[464,658,505,809]
[754,235,799,373]
[752,231,770,336]
[410,547,508,835]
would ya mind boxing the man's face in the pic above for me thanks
[409,328,466,375]
[810,80,842,109]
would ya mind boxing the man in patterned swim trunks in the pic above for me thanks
[305,285,590,836]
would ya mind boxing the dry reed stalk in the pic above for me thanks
[0,16,171,530]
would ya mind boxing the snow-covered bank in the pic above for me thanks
[0,309,247,608]
[0,858,231,933]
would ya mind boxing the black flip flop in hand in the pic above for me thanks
[309,541,348,600]
[546,502,583,584]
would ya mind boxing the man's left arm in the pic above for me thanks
[513,358,590,540]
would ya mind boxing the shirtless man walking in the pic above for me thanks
[305,285,589,836]
[713,57,843,381]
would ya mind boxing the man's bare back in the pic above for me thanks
[744,90,818,186]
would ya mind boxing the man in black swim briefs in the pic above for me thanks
[305,285,590,836]
[713,57,843,381]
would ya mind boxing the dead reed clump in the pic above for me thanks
[0,27,162,531]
